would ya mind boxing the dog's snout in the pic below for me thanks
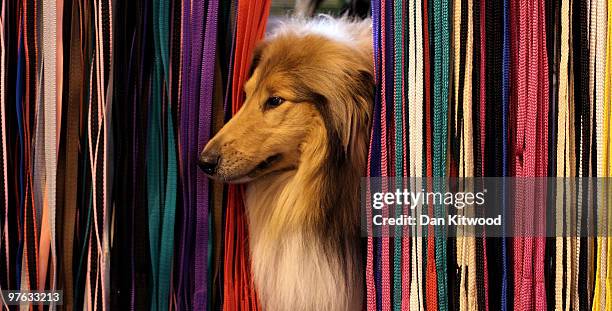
[198,152,220,175]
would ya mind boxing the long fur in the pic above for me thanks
[202,17,373,311]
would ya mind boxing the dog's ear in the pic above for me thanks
[343,68,373,161]
[248,41,268,78]
[351,68,374,123]
[356,69,374,96]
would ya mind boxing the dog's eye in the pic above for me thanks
[264,96,285,109]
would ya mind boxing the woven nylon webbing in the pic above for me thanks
[381,0,391,310]
[500,0,509,308]
[59,1,85,308]
[423,0,439,308]
[144,0,178,309]
[472,0,490,309]
[367,1,381,309]
[195,0,214,306]
[194,0,217,308]
[147,0,166,308]
[84,0,113,308]
[556,0,571,310]
[573,0,591,307]
[512,0,549,310]
[605,2,612,311]
[177,0,195,307]
[433,0,450,306]
[41,0,58,302]
[375,2,391,310]
[223,1,270,310]
[407,0,425,308]
[0,0,8,296]
[586,0,598,304]
[593,0,608,309]
[22,0,40,295]
[458,0,478,309]
[112,1,151,308]
[391,0,404,309]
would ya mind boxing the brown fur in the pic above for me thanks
[200,17,373,311]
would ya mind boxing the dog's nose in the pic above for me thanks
[198,152,219,175]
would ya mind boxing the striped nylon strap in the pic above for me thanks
[223,0,270,310]
[163,0,179,308]
[22,0,40,296]
[374,0,391,309]
[407,0,425,308]
[168,9,183,306]
[555,0,572,309]
[61,1,85,308]
[391,0,405,309]
[533,0,548,309]
[380,0,391,309]
[85,0,113,308]
[36,0,59,302]
[606,2,612,309]
[544,0,558,306]
[454,0,477,309]
[452,0,464,307]
[55,4,65,302]
[432,0,450,307]
[403,0,412,307]
[107,1,141,307]
[34,54,46,293]
[474,0,490,308]
[499,0,510,308]
[208,2,238,306]
[46,0,58,295]
[587,0,598,303]
[512,0,523,306]
[148,0,178,309]
[56,0,63,136]
[25,0,38,296]
[483,0,507,306]
[194,0,218,308]
[177,0,195,306]
[0,0,7,297]
[367,1,380,309]
[423,0,439,307]
[573,0,591,307]
[367,1,390,309]
[0,0,12,298]
[15,26,21,296]
[15,3,26,293]
[512,0,549,310]
[177,0,209,307]
[147,0,166,307]
[592,0,608,309]
[176,0,216,308]
[129,2,149,307]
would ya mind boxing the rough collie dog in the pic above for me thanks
[199,17,373,311]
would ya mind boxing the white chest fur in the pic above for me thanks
[244,172,361,311]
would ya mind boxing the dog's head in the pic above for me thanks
[200,18,373,183]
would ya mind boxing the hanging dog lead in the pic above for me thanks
[407,0,425,308]
[85,0,113,308]
[432,0,450,308]
[222,0,271,310]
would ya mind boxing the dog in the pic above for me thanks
[199,17,373,311]
[294,0,370,18]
